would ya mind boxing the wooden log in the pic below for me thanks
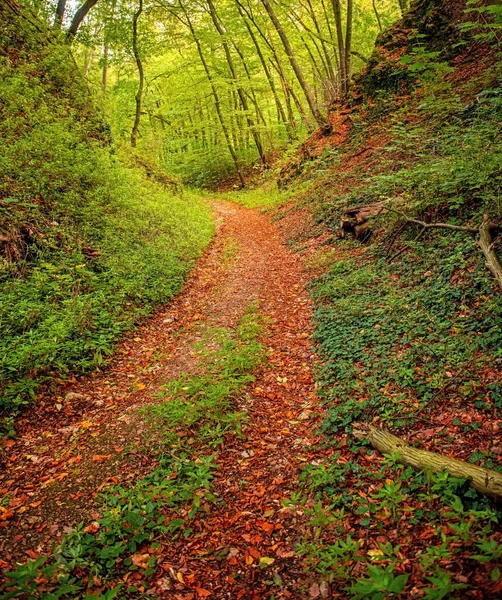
[479,214,502,291]
[353,424,502,499]
[354,223,372,242]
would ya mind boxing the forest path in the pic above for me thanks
[1,201,328,598]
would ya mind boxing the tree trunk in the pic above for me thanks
[479,214,502,290]
[373,0,383,32]
[67,0,99,39]
[206,0,268,167]
[331,0,346,96]
[306,0,335,81]
[398,0,408,15]
[344,0,353,95]
[130,0,144,148]
[261,0,332,134]
[354,425,502,499]
[54,0,67,27]
[101,0,116,91]
[179,2,245,187]
[236,2,294,142]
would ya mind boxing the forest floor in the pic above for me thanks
[0,201,332,599]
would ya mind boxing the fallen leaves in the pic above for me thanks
[0,202,324,598]
[92,454,111,463]
[131,553,150,569]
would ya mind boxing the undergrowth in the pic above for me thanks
[215,180,292,209]
[0,15,214,424]
[1,304,266,598]
[290,5,502,598]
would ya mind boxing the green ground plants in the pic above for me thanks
[213,180,292,209]
[290,12,502,596]
[1,304,267,598]
[0,18,214,423]
[311,237,502,434]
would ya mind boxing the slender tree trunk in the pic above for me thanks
[345,0,353,92]
[130,0,144,147]
[67,0,99,39]
[398,0,408,15]
[331,0,346,96]
[234,0,301,135]
[261,0,331,134]
[54,0,66,27]
[235,2,293,141]
[306,0,335,83]
[373,0,383,32]
[85,45,94,77]
[102,0,116,91]
[179,2,245,187]
[206,0,267,166]
[233,41,268,144]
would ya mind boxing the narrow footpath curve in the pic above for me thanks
[0,201,329,598]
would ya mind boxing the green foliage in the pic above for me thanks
[216,181,292,208]
[144,303,267,448]
[349,564,409,599]
[312,239,501,433]
[0,18,214,418]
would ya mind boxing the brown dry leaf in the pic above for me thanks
[92,454,111,463]
[131,553,150,569]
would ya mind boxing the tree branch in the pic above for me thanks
[354,424,502,499]
[383,206,502,291]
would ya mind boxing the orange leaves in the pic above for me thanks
[85,521,100,534]
[260,522,274,535]
[0,507,14,521]
[92,454,111,463]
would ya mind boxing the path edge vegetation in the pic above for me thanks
[0,304,268,598]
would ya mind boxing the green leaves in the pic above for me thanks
[350,564,409,599]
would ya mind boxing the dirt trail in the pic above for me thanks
[0,201,327,598]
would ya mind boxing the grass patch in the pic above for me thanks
[218,180,291,209]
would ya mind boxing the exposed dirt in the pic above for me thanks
[0,201,330,598]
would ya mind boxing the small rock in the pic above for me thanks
[309,582,320,599]
[320,581,330,599]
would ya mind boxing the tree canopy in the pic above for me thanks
[26,0,402,185]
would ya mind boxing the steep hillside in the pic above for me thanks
[0,5,213,427]
[274,0,502,597]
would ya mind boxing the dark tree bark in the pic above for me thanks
[398,0,408,15]
[67,0,99,39]
[55,0,67,27]
[130,0,144,147]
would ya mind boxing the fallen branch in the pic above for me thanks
[354,424,502,499]
[479,214,502,290]
[382,207,501,291]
